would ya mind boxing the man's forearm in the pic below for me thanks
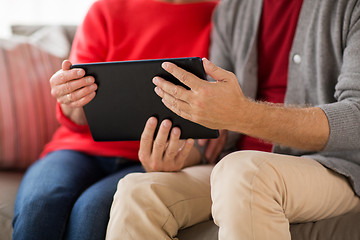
[154,59,330,152]
[232,100,330,152]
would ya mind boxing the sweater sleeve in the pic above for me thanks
[56,103,89,133]
[319,1,360,152]
[58,0,108,132]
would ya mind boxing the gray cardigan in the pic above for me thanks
[210,0,360,195]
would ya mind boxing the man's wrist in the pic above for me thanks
[230,97,258,134]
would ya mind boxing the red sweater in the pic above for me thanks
[238,0,304,152]
[41,0,218,160]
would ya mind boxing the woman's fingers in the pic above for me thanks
[139,117,158,162]
[204,130,227,163]
[62,59,72,71]
[162,127,182,168]
[176,138,194,164]
[151,119,172,162]
[60,84,98,107]
[49,60,97,108]
[52,76,96,101]
[161,126,194,172]
[68,92,96,108]
[139,118,193,172]
[50,67,85,87]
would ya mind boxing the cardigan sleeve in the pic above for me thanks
[319,1,360,152]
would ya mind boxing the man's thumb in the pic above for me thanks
[202,58,230,82]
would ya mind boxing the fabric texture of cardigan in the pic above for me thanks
[210,0,360,195]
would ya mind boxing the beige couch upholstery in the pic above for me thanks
[1,25,360,240]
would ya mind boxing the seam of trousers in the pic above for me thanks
[162,195,211,231]
[162,213,175,233]
[266,159,289,217]
[249,158,270,239]
[167,195,211,209]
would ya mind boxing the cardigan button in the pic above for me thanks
[293,54,302,64]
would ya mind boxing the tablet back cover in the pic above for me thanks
[72,57,219,141]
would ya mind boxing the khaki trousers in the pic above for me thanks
[106,151,360,240]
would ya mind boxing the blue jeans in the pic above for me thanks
[12,150,144,240]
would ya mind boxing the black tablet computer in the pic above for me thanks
[71,57,219,141]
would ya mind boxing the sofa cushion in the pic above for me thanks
[0,28,67,169]
[0,171,23,240]
[177,213,360,240]
[290,212,360,239]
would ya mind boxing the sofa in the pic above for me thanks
[1,25,360,240]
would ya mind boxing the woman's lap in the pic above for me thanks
[12,150,144,240]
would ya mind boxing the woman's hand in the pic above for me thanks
[138,117,197,172]
[198,129,228,163]
[49,60,97,125]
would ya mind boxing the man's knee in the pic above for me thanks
[212,151,267,179]
[115,172,150,198]
[211,151,286,195]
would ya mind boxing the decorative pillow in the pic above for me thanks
[0,27,70,169]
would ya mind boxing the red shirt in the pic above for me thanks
[238,0,304,152]
[41,0,218,160]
